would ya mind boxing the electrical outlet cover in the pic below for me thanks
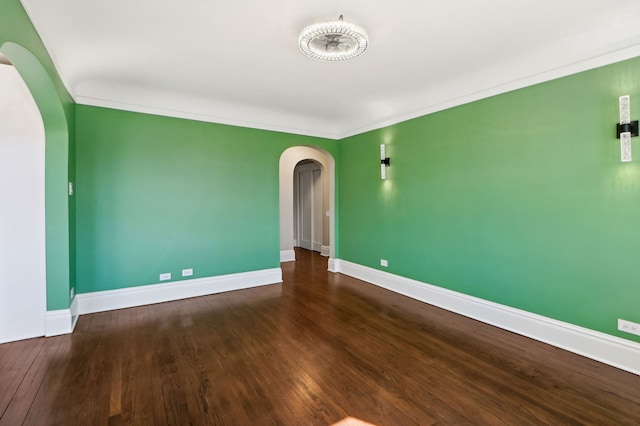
[618,319,640,337]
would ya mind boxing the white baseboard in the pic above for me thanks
[320,245,330,257]
[44,296,80,337]
[77,268,282,315]
[70,296,79,330]
[45,308,72,337]
[280,250,296,262]
[328,258,338,272]
[333,259,640,376]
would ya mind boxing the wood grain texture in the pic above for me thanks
[1,248,639,425]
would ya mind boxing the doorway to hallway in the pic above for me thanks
[279,146,335,264]
[294,160,323,252]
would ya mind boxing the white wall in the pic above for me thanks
[0,64,46,343]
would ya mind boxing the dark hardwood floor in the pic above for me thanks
[1,248,640,425]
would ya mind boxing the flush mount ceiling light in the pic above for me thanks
[299,15,368,61]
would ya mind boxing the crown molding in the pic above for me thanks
[74,94,342,140]
[74,44,640,141]
[337,44,640,139]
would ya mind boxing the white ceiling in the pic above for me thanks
[19,0,640,139]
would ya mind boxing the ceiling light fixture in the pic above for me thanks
[299,15,368,61]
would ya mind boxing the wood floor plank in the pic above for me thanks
[1,335,72,426]
[1,248,639,425]
[0,337,44,418]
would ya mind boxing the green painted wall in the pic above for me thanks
[339,56,640,343]
[75,106,337,293]
[1,0,75,310]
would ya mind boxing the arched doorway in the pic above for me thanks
[0,42,73,337]
[279,146,336,270]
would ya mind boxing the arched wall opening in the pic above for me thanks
[279,146,336,267]
[0,53,46,343]
[0,42,73,335]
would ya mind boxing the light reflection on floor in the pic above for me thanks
[332,416,378,426]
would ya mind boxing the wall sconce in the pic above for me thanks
[617,95,638,162]
[380,144,390,179]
